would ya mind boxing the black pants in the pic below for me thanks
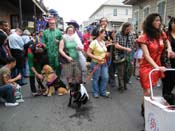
[29,76,45,93]
[161,71,175,104]
[11,49,25,69]
[11,49,25,84]
[108,61,116,86]
[0,84,15,103]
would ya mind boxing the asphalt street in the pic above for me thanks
[0,76,163,131]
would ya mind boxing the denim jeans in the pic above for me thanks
[11,67,26,85]
[91,62,109,96]
[0,84,16,103]
[23,59,29,77]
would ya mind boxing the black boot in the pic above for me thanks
[124,82,127,90]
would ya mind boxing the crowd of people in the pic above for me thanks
[0,13,175,123]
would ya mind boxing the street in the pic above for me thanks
[0,76,162,131]
[1,0,175,130]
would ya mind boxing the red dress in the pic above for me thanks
[83,32,90,52]
[137,32,167,89]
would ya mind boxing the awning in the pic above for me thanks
[32,0,47,14]
[123,0,138,5]
[123,0,144,5]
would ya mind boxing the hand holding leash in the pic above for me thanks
[16,74,22,80]
[36,73,43,80]
[67,56,73,62]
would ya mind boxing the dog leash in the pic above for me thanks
[85,60,109,81]
[85,63,100,81]
[86,52,111,81]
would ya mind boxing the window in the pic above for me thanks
[143,6,150,18]
[10,15,19,29]
[133,10,139,31]
[157,0,166,22]
[113,8,117,16]
[126,9,128,15]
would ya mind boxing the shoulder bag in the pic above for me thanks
[59,39,70,64]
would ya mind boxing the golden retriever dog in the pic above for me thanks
[42,65,68,96]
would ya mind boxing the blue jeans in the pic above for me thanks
[91,62,109,96]
[11,67,26,85]
[0,84,16,103]
[23,59,29,77]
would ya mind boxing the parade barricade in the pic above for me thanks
[144,68,175,131]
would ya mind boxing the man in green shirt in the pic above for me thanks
[42,19,62,76]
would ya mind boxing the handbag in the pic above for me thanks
[160,39,171,68]
[59,38,71,64]
[59,52,70,64]
[59,47,70,64]
[113,51,126,63]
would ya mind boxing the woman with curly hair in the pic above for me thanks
[136,13,174,117]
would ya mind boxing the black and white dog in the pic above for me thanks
[68,82,89,108]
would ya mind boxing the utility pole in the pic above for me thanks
[34,4,37,32]
[19,0,23,29]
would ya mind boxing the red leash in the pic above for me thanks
[86,52,110,81]
[86,63,100,81]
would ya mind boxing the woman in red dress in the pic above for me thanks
[137,13,173,117]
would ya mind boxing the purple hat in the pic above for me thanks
[86,26,92,31]
[66,20,79,29]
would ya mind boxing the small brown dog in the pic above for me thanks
[42,65,68,96]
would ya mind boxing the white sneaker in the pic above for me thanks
[16,99,24,103]
[106,91,110,96]
[5,102,19,107]
[128,80,132,84]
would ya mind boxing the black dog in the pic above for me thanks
[68,82,89,108]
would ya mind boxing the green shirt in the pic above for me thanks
[64,40,78,60]
[42,28,62,59]
[42,28,62,76]
[28,50,41,76]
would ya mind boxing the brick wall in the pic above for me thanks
[0,1,18,28]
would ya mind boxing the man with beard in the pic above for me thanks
[114,22,134,92]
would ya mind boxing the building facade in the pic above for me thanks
[123,0,175,32]
[0,0,47,30]
[84,0,132,31]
